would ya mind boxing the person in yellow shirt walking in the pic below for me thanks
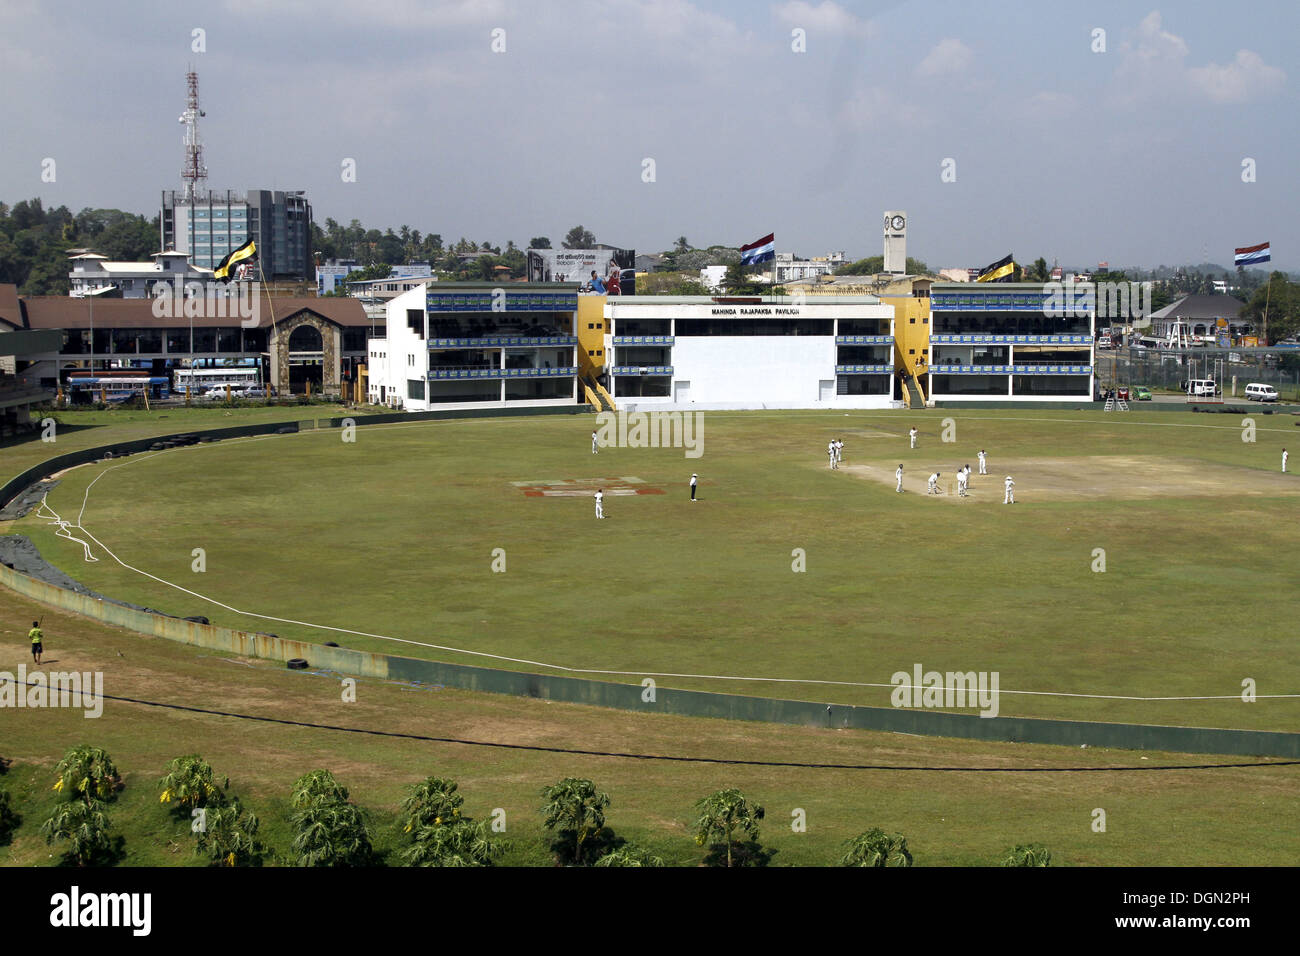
[29,619,44,665]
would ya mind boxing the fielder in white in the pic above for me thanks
[978,449,987,475]
[895,464,904,493]
[956,468,967,497]
[828,440,838,469]
[1283,448,1288,473]
[591,430,598,454]
[910,427,918,449]
[927,472,940,495]
[1003,475,1015,504]
[595,489,605,519]
[835,439,844,464]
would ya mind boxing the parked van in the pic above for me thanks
[1244,383,1279,402]
[1185,379,1219,397]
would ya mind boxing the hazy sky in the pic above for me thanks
[2,0,1295,270]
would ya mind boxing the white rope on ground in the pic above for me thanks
[36,497,99,562]
[28,429,1300,704]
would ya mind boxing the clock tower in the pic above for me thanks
[883,210,907,274]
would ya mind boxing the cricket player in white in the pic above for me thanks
[910,427,918,449]
[956,468,967,497]
[690,473,698,501]
[927,472,940,494]
[591,430,598,454]
[895,464,904,493]
[835,439,843,464]
[595,489,605,519]
[828,440,837,469]
[1004,476,1015,504]
[978,450,987,475]
[1283,448,1289,473]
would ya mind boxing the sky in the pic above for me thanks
[1,0,1295,271]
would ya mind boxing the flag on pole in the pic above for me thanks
[739,233,775,266]
[1234,242,1270,267]
[214,238,257,281]
[976,253,1015,282]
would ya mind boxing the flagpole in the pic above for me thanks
[257,257,277,395]
[1261,270,1273,346]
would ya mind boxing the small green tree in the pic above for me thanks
[401,819,501,867]
[592,843,665,867]
[41,800,113,866]
[158,755,225,815]
[540,778,611,865]
[400,776,464,833]
[694,788,766,868]
[291,769,349,809]
[1001,843,1052,867]
[291,802,373,867]
[839,828,914,867]
[195,801,264,867]
[53,745,120,805]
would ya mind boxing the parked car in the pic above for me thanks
[1244,383,1279,402]
[1132,386,1152,401]
[1184,379,1219,397]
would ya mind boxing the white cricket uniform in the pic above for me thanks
[978,452,987,475]
[957,471,967,496]
[595,491,604,518]
[1284,451,1289,473]
[895,467,904,492]
[927,473,939,494]
[835,440,843,463]
[910,428,918,449]
[828,441,837,469]
[592,432,598,454]
[1004,477,1015,504]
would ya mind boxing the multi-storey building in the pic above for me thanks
[161,188,313,280]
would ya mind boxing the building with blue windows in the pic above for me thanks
[370,282,581,409]
[161,188,313,280]
[926,283,1094,402]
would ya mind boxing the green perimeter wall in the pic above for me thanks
[2,405,1299,758]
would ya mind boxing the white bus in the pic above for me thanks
[174,366,263,394]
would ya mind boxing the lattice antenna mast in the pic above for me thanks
[179,70,207,202]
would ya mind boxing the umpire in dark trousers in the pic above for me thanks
[690,473,698,501]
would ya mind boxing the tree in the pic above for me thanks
[158,755,225,815]
[291,769,349,809]
[562,225,596,249]
[400,776,464,833]
[1024,257,1050,283]
[401,819,501,867]
[592,843,665,867]
[195,801,264,867]
[291,801,374,867]
[1001,843,1052,867]
[41,800,114,867]
[836,255,884,275]
[674,236,691,253]
[722,262,768,296]
[694,788,767,868]
[53,745,120,805]
[539,777,610,865]
[1242,272,1300,344]
[529,236,551,249]
[839,827,913,867]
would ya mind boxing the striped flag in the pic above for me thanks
[740,233,775,266]
[976,253,1015,282]
[1234,242,1270,267]
[214,238,257,281]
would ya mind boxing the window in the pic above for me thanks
[909,317,916,324]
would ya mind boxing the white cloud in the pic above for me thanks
[916,38,973,78]
[773,1,875,38]
[1189,49,1286,104]
[1113,10,1285,106]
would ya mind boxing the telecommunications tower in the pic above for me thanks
[179,70,207,202]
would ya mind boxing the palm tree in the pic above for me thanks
[400,776,465,833]
[53,745,119,805]
[592,843,665,867]
[158,754,225,815]
[195,801,264,867]
[290,769,349,809]
[839,827,913,867]
[401,819,500,867]
[1001,843,1052,867]
[694,788,765,868]
[291,802,373,867]
[539,778,610,865]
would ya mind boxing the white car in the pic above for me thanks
[1244,383,1279,402]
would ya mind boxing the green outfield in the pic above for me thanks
[8,407,1300,733]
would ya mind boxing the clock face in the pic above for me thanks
[891,215,906,231]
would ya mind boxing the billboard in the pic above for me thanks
[527,248,636,295]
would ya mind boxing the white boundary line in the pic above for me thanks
[25,420,1299,704]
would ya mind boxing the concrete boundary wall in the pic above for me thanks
[2,405,1298,757]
